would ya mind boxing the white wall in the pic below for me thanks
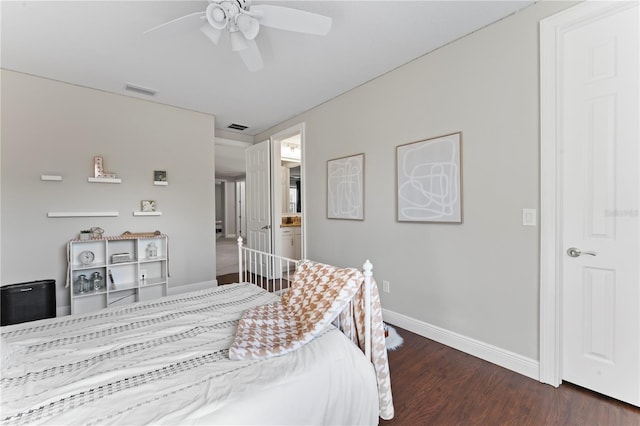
[256,1,576,361]
[1,70,217,311]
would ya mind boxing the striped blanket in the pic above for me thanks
[1,284,379,425]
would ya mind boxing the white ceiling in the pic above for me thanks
[2,0,536,139]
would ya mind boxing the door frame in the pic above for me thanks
[539,0,637,387]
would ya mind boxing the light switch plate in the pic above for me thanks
[522,208,537,226]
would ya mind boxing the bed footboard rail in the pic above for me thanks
[237,237,373,363]
[237,237,299,294]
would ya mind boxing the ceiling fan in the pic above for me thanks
[144,0,332,72]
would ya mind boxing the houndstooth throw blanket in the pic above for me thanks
[229,260,394,420]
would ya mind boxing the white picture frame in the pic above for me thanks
[327,153,364,220]
[396,132,462,223]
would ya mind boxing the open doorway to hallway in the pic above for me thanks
[216,236,239,283]
[215,180,245,281]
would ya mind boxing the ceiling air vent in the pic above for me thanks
[228,123,249,131]
[125,83,158,97]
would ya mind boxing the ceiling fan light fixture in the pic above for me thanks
[236,14,259,40]
[200,24,222,45]
[206,3,228,30]
[229,30,248,52]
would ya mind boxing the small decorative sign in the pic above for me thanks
[94,156,116,178]
[141,200,156,212]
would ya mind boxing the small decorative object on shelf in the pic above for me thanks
[94,156,116,178]
[146,242,158,258]
[121,230,162,237]
[141,200,156,212]
[75,274,90,294]
[154,170,168,186]
[89,156,121,183]
[108,270,116,290]
[111,253,131,264]
[79,230,91,241]
[91,271,105,291]
[90,227,104,239]
[79,250,95,266]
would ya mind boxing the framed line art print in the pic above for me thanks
[396,132,462,223]
[327,153,364,220]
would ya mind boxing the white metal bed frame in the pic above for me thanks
[236,236,373,361]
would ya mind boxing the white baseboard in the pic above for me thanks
[382,308,539,381]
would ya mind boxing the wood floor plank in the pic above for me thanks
[381,326,640,426]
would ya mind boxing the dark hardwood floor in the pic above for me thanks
[382,326,640,426]
[217,272,291,292]
[216,272,241,285]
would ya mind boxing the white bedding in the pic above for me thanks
[0,284,378,425]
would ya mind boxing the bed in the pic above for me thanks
[1,239,394,425]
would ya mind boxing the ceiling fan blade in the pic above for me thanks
[229,31,249,52]
[143,11,205,34]
[251,5,332,35]
[238,39,263,72]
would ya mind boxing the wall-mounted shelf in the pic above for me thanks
[88,177,122,184]
[153,181,168,186]
[133,212,162,216]
[41,175,63,181]
[48,212,119,218]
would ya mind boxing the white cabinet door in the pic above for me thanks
[293,228,302,260]
[281,228,294,260]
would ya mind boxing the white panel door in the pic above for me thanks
[245,140,272,259]
[561,3,639,406]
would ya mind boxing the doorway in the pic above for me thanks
[540,1,639,406]
[215,180,242,279]
[243,124,305,258]
[271,124,305,261]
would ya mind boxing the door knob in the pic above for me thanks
[567,247,597,257]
